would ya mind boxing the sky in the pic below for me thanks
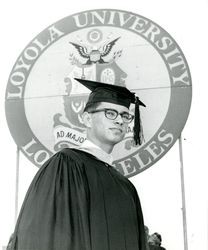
[0,1,208,250]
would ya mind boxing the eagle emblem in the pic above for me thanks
[69,37,121,65]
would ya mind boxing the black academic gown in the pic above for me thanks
[9,148,147,250]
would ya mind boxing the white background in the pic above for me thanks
[0,1,208,250]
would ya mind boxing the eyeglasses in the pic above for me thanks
[88,108,134,123]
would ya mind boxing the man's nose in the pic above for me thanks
[114,114,124,124]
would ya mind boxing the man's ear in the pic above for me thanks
[82,111,92,128]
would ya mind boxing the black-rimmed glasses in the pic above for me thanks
[88,108,134,123]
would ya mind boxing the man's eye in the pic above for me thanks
[106,110,116,116]
[122,113,130,119]
[122,114,129,119]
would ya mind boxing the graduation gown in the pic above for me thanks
[9,148,147,250]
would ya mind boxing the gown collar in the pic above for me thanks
[78,139,114,165]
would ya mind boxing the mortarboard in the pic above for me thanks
[74,78,146,145]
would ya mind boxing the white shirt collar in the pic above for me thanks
[77,139,114,165]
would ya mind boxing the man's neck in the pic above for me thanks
[87,137,114,154]
[78,139,114,165]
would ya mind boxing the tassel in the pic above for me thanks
[133,97,145,145]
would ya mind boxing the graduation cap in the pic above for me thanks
[74,78,146,145]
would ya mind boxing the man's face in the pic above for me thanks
[88,102,129,148]
[148,234,161,246]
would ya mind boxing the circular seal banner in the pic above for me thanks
[5,9,192,177]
